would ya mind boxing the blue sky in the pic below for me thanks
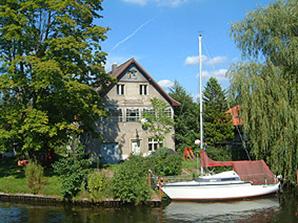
[99,0,273,97]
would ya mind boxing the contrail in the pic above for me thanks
[110,17,155,51]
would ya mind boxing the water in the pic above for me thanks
[0,190,297,223]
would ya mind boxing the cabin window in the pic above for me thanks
[139,85,148,95]
[126,109,140,122]
[148,138,162,151]
[117,84,124,95]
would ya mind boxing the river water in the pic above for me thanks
[0,189,297,223]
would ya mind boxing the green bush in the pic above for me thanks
[25,162,46,194]
[53,143,90,200]
[148,148,182,176]
[112,156,151,204]
[87,171,108,200]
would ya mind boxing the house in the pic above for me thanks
[89,58,180,163]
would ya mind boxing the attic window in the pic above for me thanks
[128,69,137,79]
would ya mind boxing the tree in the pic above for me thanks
[229,0,298,182]
[53,136,90,199]
[169,81,199,151]
[0,1,110,158]
[141,98,174,147]
[203,77,234,146]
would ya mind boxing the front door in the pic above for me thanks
[131,140,141,155]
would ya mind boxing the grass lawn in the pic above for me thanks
[0,157,62,196]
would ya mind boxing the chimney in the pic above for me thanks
[112,63,117,73]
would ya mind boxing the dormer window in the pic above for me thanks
[140,84,148,95]
[117,84,124,95]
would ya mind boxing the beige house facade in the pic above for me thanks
[94,58,180,163]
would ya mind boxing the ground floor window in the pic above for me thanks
[148,138,163,151]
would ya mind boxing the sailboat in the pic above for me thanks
[160,35,280,201]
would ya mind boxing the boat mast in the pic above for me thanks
[199,34,204,174]
[199,34,203,150]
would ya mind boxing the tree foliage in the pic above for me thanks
[169,81,199,151]
[148,147,182,176]
[25,161,46,194]
[53,137,90,199]
[229,0,298,182]
[142,98,174,146]
[112,156,151,204]
[203,77,234,146]
[0,0,110,156]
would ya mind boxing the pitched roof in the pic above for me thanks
[106,58,180,107]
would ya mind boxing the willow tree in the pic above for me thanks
[229,0,298,182]
[0,1,110,158]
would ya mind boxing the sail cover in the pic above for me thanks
[200,150,276,185]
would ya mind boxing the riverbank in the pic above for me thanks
[0,192,162,207]
[1,189,297,223]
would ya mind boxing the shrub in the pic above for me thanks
[148,148,182,176]
[53,141,90,200]
[112,156,151,204]
[25,162,46,194]
[87,171,108,200]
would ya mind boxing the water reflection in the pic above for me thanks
[164,198,280,223]
[0,192,297,223]
[0,203,163,223]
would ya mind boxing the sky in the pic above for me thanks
[99,0,273,97]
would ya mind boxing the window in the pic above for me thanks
[148,138,162,151]
[139,85,148,95]
[126,109,140,122]
[128,69,137,79]
[164,108,172,118]
[143,108,154,116]
[117,84,124,95]
[109,109,123,122]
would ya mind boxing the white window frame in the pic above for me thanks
[164,107,173,118]
[143,108,155,116]
[126,108,140,122]
[116,84,124,95]
[139,84,148,95]
[148,137,162,152]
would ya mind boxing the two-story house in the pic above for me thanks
[91,58,180,163]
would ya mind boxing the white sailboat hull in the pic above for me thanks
[161,181,280,201]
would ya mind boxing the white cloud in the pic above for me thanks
[122,0,188,7]
[201,69,228,79]
[185,55,226,66]
[156,0,188,7]
[158,80,175,90]
[122,0,148,6]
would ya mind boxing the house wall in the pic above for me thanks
[96,64,175,163]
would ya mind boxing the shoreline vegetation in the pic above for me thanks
[0,150,199,206]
